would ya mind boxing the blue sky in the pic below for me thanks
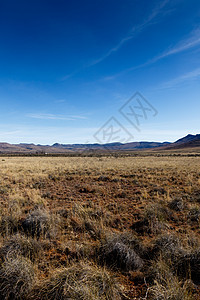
[0,0,200,144]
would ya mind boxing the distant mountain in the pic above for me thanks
[159,134,200,150]
[0,134,199,154]
[0,141,170,154]
[119,141,170,150]
[52,142,123,150]
[175,134,200,145]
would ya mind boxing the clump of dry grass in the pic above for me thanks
[68,203,106,240]
[0,255,35,300]
[0,215,19,236]
[149,259,195,300]
[176,248,200,285]
[0,234,42,262]
[131,203,171,235]
[144,203,171,233]
[0,199,23,236]
[32,261,123,300]
[152,233,200,285]
[98,232,144,271]
[153,233,183,258]
[168,198,185,211]
[22,208,61,239]
[187,206,200,223]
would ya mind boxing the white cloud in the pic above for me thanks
[27,113,87,121]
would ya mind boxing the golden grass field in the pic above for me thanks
[0,155,199,299]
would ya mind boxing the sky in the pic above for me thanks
[0,0,200,145]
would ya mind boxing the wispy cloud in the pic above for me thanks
[160,67,200,89]
[0,130,21,136]
[90,0,170,66]
[60,70,80,81]
[70,115,88,120]
[149,27,200,63]
[27,113,87,121]
[102,26,200,80]
[54,99,66,103]
[61,0,171,80]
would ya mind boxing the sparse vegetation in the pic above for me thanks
[0,155,199,298]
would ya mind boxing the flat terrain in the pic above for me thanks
[0,155,199,299]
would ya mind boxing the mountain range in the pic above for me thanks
[161,134,200,150]
[0,134,199,154]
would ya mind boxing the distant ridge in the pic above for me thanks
[0,134,199,153]
[0,141,169,154]
[160,134,200,150]
[175,134,200,145]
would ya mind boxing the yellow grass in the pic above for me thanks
[0,154,199,299]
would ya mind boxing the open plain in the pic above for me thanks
[0,154,199,299]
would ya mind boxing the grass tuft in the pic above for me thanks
[0,255,35,300]
[0,233,42,262]
[99,232,144,271]
[32,261,123,300]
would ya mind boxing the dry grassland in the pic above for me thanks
[0,155,199,299]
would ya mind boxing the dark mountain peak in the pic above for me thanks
[19,143,35,145]
[175,134,200,144]
[52,143,62,147]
